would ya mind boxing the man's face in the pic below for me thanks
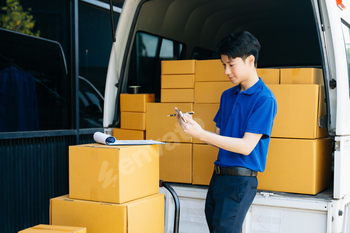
[221,54,249,84]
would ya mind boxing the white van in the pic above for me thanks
[103,0,350,232]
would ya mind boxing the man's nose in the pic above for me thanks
[224,66,231,75]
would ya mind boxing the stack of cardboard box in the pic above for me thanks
[49,143,164,233]
[147,59,281,185]
[113,93,155,139]
[259,68,332,195]
[148,59,332,195]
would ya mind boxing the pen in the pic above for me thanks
[167,111,195,117]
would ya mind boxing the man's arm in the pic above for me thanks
[178,114,262,156]
[200,130,262,155]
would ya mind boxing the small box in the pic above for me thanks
[19,225,86,233]
[280,68,323,85]
[146,103,193,143]
[50,194,164,233]
[161,89,194,103]
[161,60,196,74]
[113,128,145,140]
[161,74,195,88]
[120,94,155,112]
[160,143,192,183]
[193,104,219,144]
[192,144,219,185]
[257,138,332,195]
[195,60,227,82]
[268,84,328,139]
[69,143,159,204]
[120,112,146,130]
[195,82,235,103]
[257,68,280,84]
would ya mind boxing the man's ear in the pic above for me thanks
[247,55,255,66]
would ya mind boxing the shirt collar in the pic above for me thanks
[233,78,263,95]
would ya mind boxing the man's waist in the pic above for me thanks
[214,165,257,177]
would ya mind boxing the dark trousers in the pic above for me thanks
[205,172,258,233]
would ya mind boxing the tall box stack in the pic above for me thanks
[50,143,164,233]
[147,60,196,184]
[258,68,332,195]
[151,59,284,185]
[115,93,155,139]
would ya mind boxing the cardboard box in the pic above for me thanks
[120,112,146,130]
[257,68,280,84]
[19,225,86,233]
[192,144,219,185]
[194,82,234,103]
[195,60,228,82]
[161,74,195,88]
[120,94,155,112]
[69,143,159,204]
[268,84,328,139]
[280,68,323,85]
[257,138,332,195]
[193,104,219,144]
[161,60,195,74]
[113,128,145,140]
[50,194,164,233]
[160,143,192,183]
[161,89,194,103]
[146,103,193,143]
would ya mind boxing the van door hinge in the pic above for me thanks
[319,115,327,128]
[335,141,340,151]
[329,79,336,89]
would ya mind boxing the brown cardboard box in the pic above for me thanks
[268,84,328,139]
[161,89,194,103]
[160,143,192,183]
[69,143,159,204]
[113,128,145,140]
[258,138,332,195]
[19,225,86,233]
[192,144,219,185]
[161,74,195,88]
[120,94,155,112]
[194,82,234,103]
[257,68,280,84]
[120,112,146,130]
[146,103,193,143]
[193,104,219,144]
[161,60,195,74]
[195,60,227,82]
[280,68,323,85]
[50,194,164,233]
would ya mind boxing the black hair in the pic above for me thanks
[216,31,261,66]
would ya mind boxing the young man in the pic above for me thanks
[175,31,277,233]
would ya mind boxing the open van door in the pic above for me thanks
[103,2,141,133]
[318,0,350,199]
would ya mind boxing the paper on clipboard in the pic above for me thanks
[93,132,165,146]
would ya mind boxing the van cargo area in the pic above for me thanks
[103,0,350,232]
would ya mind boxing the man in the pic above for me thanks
[175,31,277,233]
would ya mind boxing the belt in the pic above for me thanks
[214,165,257,177]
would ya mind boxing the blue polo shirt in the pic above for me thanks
[213,78,277,172]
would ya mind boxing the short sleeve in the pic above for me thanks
[245,96,277,139]
[214,91,225,128]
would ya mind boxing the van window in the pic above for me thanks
[342,21,350,96]
[127,32,184,101]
